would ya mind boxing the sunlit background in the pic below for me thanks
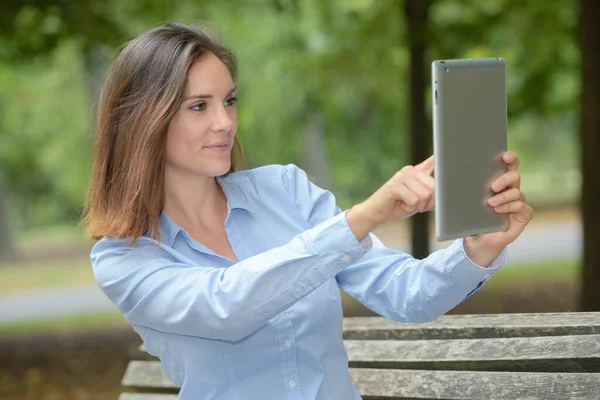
[0,0,596,399]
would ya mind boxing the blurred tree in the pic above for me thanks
[0,0,588,278]
[0,186,17,261]
[579,0,599,311]
[404,0,434,259]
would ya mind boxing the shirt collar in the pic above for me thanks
[217,173,248,212]
[157,173,249,247]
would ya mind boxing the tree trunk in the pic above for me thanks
[302,111,331,189]
[84,44,112,122]
[404,0,433,259]
[0,186,17,262]
[579,0,600,311]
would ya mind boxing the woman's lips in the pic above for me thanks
[205,141,231,153]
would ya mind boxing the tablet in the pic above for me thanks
[432,57,509,242]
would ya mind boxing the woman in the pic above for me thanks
[83,22,533,400]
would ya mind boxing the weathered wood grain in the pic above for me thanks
[119,395,177,400]
[122,361,600,399]
[345,334,600,372]
[350,368,600,399]
[343,312,600,340]
[124,312,600,399]
[122,361,177,390]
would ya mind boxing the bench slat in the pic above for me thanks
[137,313,600,354]
[350,368,600,399]
[122,361,600,399]
[345,334,600,372]
[119,395,177,400]
[343,312,600,340]
[122,361,178,389]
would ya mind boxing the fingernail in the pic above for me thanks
[489,197,497,206]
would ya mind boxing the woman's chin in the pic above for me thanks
[206,158,233,177]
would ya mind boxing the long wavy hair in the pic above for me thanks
[81,22,243,244]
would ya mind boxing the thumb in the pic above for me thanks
[416,155,434,175]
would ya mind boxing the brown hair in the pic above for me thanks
[81,22,243,243]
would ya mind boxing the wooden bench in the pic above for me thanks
[120,312,600,399]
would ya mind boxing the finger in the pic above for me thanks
[403,165,435,192]
[491,170,521,192]
[502,205,533,240]
[493,200,526,214]
[488,188,522,207]
[412,170,435,211]
[424,192,435,211]
[394,183,420,212]
[406,166,435,211]
[415,155,434,176]
[502,151,520,171]
[403,178,433,212]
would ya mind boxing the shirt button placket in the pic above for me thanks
[279,312,303,398]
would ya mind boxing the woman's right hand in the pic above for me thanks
[346,156,435,241]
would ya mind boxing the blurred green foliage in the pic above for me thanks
[0,0,580,229]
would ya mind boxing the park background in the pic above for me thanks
[0,0,598,399]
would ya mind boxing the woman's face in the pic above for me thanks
[165,53,238,179]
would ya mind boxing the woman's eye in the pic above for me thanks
[224,96,238,107]
[191,103,206,112]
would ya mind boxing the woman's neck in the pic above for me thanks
[162,168,228,232]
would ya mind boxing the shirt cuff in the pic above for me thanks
[445,238,507,288]
[307,210,373,276]
[461,239,508,270]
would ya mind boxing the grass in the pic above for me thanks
[483,257,580,288]
[0,311,127,336]
[16,223,91,248]
[0,258,94,293]
[0,223,94,293]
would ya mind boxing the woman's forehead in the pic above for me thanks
[186,53,234,96]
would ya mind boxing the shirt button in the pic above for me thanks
[284,340,292,349]
[297,284,306,291]
[342,254,351,263]
[288,380,296,389]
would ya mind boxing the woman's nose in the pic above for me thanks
[211,105,233,133]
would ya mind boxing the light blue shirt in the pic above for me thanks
[91,164,506,400]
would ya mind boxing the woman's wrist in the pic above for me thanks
[462,236,504,268]
[346,202,379,242]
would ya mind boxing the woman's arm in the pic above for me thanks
[285,163,507,322]
[91,171,372,342]
[335,234,506,323]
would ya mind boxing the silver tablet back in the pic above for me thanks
[432,58,509,242]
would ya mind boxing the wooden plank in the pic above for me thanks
[119,395,177,400]
[122,361,178,390]
[137,313,600,353]
[122,361,600,399]
[350,368,600,399]
[343,312,600,340]
[345,334,600,372]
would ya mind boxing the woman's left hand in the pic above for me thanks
[464,151,534,266]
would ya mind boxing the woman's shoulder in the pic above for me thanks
[221,163,308,192]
